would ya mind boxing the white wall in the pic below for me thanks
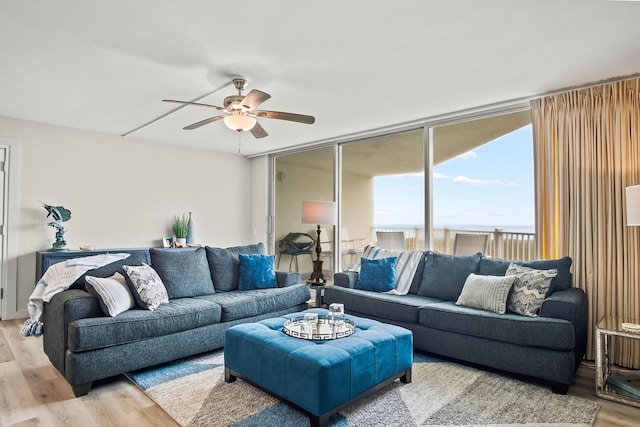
[0,116,251,318]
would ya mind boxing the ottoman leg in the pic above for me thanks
[225,367,237,383]
[310,413,330,427]
[400,367,412,384]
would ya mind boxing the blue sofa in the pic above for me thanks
[323,250,588,394]
[42,244,309,396]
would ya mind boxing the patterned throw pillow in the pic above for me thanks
[505,263,557,317]
[356,245,423,295]
[355,257,397,293]
[85,272,135,317]
[455,273,517,314]
[237,254,277,290]
[122,263,169,311]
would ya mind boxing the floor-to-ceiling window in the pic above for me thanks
[431,110,535,258]
[271,106,537,279]
[342,130,425,266]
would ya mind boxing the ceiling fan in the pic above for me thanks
[163,78,315,139]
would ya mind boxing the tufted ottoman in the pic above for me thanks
[224,308,413,427]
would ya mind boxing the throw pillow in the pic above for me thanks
[478,256,572,292]
[149,247,215,298]
[85,272,135,317]
[355,257,397,293]
[122,263,169,311]
[455,273,517,314]
[355,245,423,295]
[417,251,482,301]
[75,251,149,289]
[205,243,265,292]
[505,263,557,317]
[237,254,277,290]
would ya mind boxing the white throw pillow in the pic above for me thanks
[456,273,517,314]
[85,272,135,317]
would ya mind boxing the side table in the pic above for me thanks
[595,316,640,408]
[306,280,332,308]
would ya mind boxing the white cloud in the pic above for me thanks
[433,171,449,179]
[453,176,518,187]
[456,151,478,160]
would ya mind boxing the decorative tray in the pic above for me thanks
[283,315,355,340]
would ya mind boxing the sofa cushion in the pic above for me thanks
[358,245,424,294]
[122,263,169,310]
[150,247,215,298]
[238,254,277,290]
[85,272,135,317]
[355,257,397,292]
[76,251,150,288]
[68,297,222,352]
[506,263,557,317]
[205,243,265,292]
[195,283,310,322]
[418,301,575,350]
[455,273,517,314]
[417,251,481,301]
[479,256,573,292]
[323,285,441,324]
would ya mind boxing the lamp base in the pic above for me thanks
[307,259,326,284]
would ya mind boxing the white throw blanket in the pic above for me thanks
[21,253,130,337]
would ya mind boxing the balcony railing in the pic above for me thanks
[372,226,536,261]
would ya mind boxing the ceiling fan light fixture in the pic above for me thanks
[223,112,256,132]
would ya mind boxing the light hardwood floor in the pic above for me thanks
[2,317,640,426]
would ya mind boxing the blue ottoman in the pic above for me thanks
[224,308,413,427]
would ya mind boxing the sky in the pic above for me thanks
[374,125,535,232]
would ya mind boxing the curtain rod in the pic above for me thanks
[530,72,640,101]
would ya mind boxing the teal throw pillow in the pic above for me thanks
[238,254,277,290]
[355,257,397,292]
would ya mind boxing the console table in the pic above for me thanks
[36,248,150,279]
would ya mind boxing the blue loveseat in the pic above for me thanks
[323,249,588,394]
[42,244,309,396]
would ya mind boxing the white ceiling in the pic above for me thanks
[1,1,639,156]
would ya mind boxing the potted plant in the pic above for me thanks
[172,213,190,245]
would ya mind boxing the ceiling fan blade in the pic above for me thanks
[183,115,226,130]
[163,99,225,111]
[242,90,271,109]
[255,110,315,124]
[250,121,269,139]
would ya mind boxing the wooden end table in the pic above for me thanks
[595,316,640,408]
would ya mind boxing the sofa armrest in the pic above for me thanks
[42,289,103,375]
[334,271,359,288]
[539,287,588,367]
[276,270,301,287]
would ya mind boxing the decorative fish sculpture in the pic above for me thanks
[42,203,71,222]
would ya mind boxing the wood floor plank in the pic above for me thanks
[2,318,640,426]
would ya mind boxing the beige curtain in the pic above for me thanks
[531,78,640,367]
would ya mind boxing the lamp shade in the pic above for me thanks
[302,200,336,225]
[627,185,640,226]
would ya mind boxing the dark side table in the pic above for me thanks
[306,280,332,308]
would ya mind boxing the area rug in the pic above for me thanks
[126,350,599,427]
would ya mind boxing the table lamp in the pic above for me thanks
[302,200,336,284]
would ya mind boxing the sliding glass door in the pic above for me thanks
[274,147,335,279]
